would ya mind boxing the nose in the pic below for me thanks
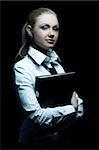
[48,28,54,38]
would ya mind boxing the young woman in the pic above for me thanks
[13,7,84,148]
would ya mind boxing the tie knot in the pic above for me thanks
[44,56,58,66]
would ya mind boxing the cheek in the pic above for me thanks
[55,33,59,41]
[34,31,45,43]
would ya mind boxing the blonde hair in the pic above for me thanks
[15,7,57,62]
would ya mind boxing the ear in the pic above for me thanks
[25,25,33,37]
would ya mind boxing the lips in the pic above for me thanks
[46,39,55,44]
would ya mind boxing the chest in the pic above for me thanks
[31,62,65,77]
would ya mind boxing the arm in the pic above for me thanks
[13,63,77,129]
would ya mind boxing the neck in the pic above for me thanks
[31,43,49,55]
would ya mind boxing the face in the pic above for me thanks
[32,13,59,52]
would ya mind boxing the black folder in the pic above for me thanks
[35,72,79,108]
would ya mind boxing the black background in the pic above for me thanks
[1,1,98,149]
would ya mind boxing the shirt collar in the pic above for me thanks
[27,46,59,65]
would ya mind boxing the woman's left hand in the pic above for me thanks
[71,91,78,110]
[71,91,84,118]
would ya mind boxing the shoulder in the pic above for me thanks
[13,56,36,83]
[13,55,39,79]
[13,56,34,78]
[14,55,34,70]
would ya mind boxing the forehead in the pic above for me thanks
[35,13,59,26]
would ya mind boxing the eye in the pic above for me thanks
[40,25,49,30]
[53,26,59,31]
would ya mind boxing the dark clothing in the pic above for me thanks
[17,114,80,149]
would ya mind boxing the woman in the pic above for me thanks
[13,7,84,148]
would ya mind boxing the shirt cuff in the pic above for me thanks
[76,93,83,105]
[61,105,76,115]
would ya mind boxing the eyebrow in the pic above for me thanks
[39,23,59,27]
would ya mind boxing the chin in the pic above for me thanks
[46,44,55,49]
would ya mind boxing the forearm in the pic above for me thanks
[18,87,76,128]
[28,105,76,126]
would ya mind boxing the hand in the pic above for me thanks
[71,92,84,117]
[71,91,78,110]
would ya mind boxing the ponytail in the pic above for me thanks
[15,23,31,62]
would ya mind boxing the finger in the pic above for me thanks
[72,91,76,98]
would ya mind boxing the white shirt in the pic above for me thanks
[13,46,83,127]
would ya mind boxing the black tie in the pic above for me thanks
[42,62,57,75]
